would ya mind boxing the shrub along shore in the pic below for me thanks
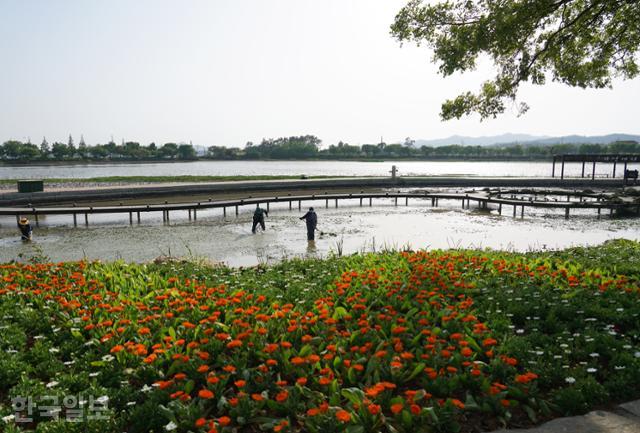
[0,240,639,433]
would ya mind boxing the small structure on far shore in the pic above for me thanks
[390,165,399,180]
[552,154,640,181]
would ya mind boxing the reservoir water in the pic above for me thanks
[0,160,629,179]
[1,161,637,265]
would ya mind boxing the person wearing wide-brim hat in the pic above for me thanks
[18,216,33,241]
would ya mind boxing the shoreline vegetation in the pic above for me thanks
[2,135,639,164]
[0,240,639,433]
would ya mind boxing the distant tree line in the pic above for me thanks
[1,134,639,162]
[0,135,197,162]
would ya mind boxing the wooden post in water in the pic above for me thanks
[521,205,524,218]
[513,205,517,218]
[597,207,601,219]
[223,207,226,217]
[369,197,372,207]
[560,156,565,180]
[592,161,596,180]
[498,203,502,215]
[581,160,586,178]
[565,208,570,219]
[129,212,133,225]
[394,197,398,206]
[298,200,301,211]
[193,209,197,220]
[335,199,338,208]
[359,198,363,207]
[188,209,192,220]
[289,201,292,210]
[137,212,141,224]
[405,197,408,206]
[613,161,617,178]
[325,199,329,208]
[235,205,238,216]
[85,214,89,227]
[73,213,77,227]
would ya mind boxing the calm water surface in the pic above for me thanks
[0,160,627,179]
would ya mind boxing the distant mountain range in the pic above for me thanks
[414,133,640,147]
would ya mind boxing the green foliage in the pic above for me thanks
[391,0,640,120]
[3,136,640,162]
[551,376,609,415]
[0,241,639,432]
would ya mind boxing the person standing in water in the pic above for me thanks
[300,207,317,241]
[252,204,268,233]
[18,216,32,241]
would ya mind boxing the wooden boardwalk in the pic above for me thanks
[1,190,638,227]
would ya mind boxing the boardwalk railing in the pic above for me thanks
[1,191,638,227]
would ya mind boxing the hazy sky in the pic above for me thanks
[1,0,638,147]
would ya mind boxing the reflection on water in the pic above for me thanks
[1,198,638,266]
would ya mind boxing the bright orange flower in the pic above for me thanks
[290,356,305,365]
[218,416,231,426]
[275,390,289,402]
[368,404,381,415]
[198,389,214,399]
[410,404,421,415]
[515,372,538,384]
[316,376,331,385]
[335,410,351,423]
[482,338,497,347]
[391,403,403,414]
[226,339,243,349]
[451,399,465,409]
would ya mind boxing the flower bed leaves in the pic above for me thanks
[0,240,639,433]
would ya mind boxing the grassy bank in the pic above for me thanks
[0,240,639,433]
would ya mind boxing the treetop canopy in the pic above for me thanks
[391,0,640,120]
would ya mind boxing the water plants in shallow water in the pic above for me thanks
[0,240,639,432]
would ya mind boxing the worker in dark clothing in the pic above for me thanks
[18,217,32,241]
[252,204,268,233]
[300,207,317,241]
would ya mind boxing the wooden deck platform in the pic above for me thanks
[2,190,638,227]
